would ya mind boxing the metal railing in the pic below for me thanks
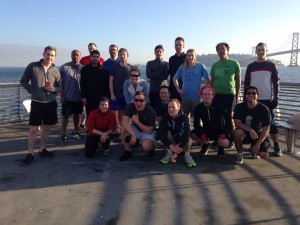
[0,82,299,124]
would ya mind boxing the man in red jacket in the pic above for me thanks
[80,42,104,66]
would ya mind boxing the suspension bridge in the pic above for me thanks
[252,32,299,67]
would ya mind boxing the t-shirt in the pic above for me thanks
[233,102,271,134]
[154,101,168,117]
[125,103,156,128]
[60,62,83,101]
[175,62,209,100]
[104,58,120,73]
[110,63,131,97]
[210,59,240,94]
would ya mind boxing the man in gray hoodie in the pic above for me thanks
[20,46,61,166]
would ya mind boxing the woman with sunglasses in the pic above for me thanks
[123,66,149,104]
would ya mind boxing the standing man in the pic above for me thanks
[20,46,61,166]
[169,37,186,101]
[233,86,271,165]
[120,91,156,161]
[210,42,241,116]
[80,50,110,118]
[244,42,282,157]
[146,44,169,107]
[104,44,120,72]
[109,48,131,138]
[60,50,83,143]
[80,43,104,66]
[173,49,210,117]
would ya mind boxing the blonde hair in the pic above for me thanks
[183,49,196,70]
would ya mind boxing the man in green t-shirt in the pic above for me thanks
[210,42,241,114]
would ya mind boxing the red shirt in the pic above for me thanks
[87,109,116,136]
[80,56,104,66]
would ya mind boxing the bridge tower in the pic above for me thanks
[252,46,256,56]
[289,32,299,67]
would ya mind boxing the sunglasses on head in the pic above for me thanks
[134,99,145,103]
[130,74,140,78]
[246,92,257,95]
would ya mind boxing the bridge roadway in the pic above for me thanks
[267,48,300,57]
[0,121,299,225]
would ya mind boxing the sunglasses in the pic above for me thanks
[134,99,145,103]
[130,74,140,78]
[246,92,257,95]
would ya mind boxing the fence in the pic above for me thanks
[0,82,299,124]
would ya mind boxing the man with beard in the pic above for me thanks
[80,50,110,118]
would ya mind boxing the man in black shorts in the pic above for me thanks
[233,86,271,165]
[20,46,61,166]
[60,50,83,143]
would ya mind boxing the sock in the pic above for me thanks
[185,152,190,156]
[274,142,279,148]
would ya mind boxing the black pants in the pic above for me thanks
[85,135,110,158]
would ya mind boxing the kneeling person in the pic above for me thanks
[85,97,116,158]
[120,91,156,161]
[192,86,231,157]
[233,86,271,165]
[159,99,196,167]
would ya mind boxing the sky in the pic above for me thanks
[0,0,299,67]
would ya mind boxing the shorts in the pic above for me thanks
[131,124,157,143]
[181,99,200,116]
[238,129,271,152]
[29,100,58,126]
[61,101,83,117]
[214,93,235,112]
[110,97,127,111]
[192,128,220,141]
[259,100,278,135]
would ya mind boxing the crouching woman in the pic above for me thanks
[85,97,116,157]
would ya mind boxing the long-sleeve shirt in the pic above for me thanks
[193,99,232,136]
[159,111,190,148]
[146,59,169,92]
[87,109,116,136]
[244,60,279,100]
[123,79,149,104]
[80,64,110,103]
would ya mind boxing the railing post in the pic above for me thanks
[17,84,21,122]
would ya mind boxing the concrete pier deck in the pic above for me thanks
[0,121,299,225]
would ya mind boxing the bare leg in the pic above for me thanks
[73,114,80,133]
[61,116,69,135]
[40,125,52,151]
[233,129,244,153]
[28,126,39,154]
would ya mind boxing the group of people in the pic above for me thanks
[19,38,282,167]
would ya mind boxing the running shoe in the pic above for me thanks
[39,149,54,157]
[103,148,110,156]
[61,134,68,143]
[119,151,132,161]
[274,147,283,157]
[21,154,34,166]
[200,143,209,155]
[235,153,244,165]
[185,154,196,168]
[160,150,173,164]
[217,147,225,158]
[73,132,83,140]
